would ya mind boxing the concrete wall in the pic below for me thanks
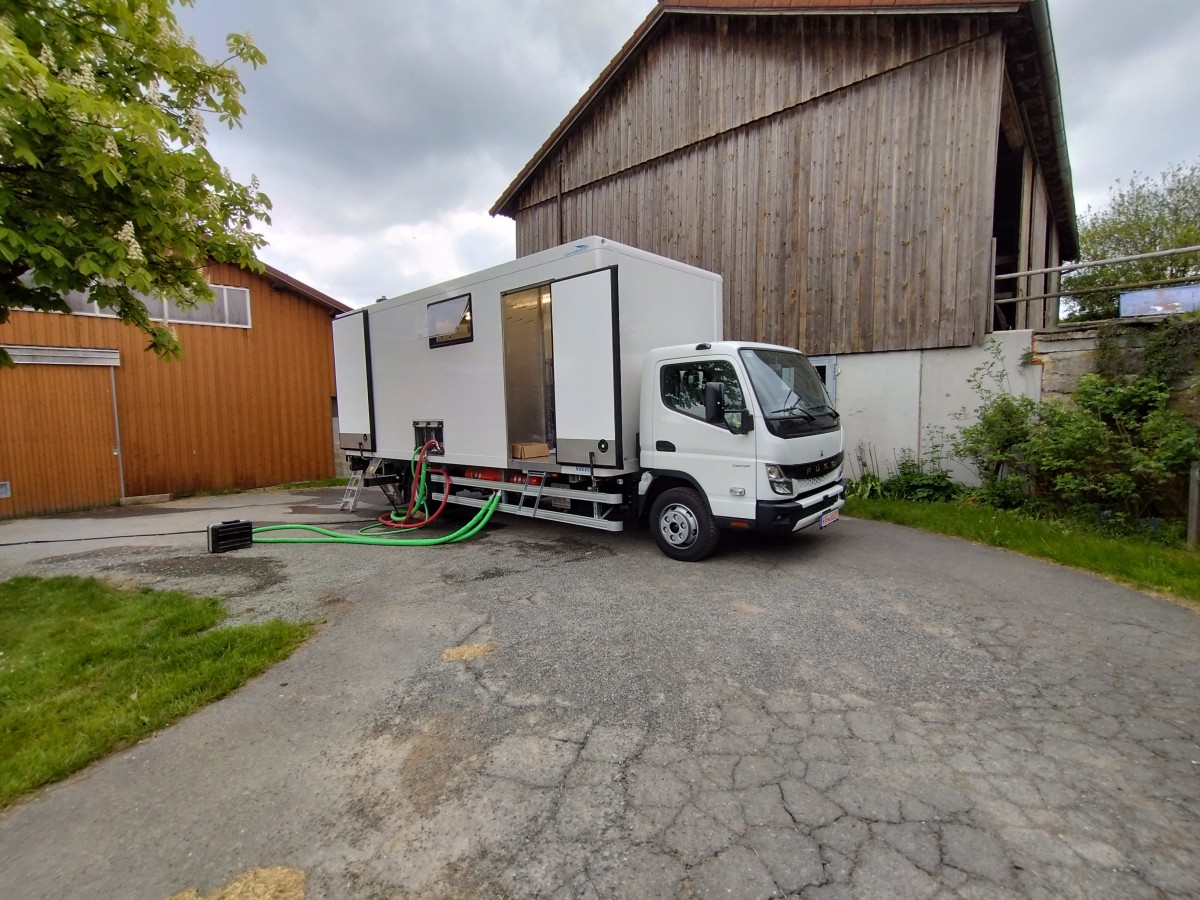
[835,330,1040,483]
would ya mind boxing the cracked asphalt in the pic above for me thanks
[0,488,1197,899]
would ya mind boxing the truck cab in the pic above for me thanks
[638,341,845,560]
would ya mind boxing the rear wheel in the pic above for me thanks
[649,487,719,561]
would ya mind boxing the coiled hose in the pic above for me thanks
[252,443,501,546]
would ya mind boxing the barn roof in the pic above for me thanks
[259,263,351,314]
[491,0,1077,257]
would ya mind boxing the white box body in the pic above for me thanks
[333,237,723,474]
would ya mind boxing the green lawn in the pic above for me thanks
[0,576,309,807]
[845,498,1200,604]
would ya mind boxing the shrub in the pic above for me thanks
[884,451,961,503]
[954,354,1200,532]
[849,443,960,504]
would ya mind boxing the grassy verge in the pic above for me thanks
[844,498,1200,604]
[0,576,310,807]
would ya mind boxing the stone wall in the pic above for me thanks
[1033,317,1200,417]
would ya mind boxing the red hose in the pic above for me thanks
[375,440,453,530]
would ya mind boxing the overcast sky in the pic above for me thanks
[177,0,1200,307]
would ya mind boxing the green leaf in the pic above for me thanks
[0,0,271,348]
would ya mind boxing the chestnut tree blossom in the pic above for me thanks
[0,0,271,363]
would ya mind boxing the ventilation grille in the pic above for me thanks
[207,519,254,553]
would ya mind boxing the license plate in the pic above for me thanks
[819,508,839,529]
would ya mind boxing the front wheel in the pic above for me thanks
[649,487,720,562]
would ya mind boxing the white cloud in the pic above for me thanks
[379,210,517,297]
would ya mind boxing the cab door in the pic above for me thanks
[651,356,757,520]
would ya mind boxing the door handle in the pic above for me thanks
[656,441,676,452]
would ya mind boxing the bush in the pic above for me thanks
[884,452,961,503]
[849,443,960,503]
[955,364,1200,533]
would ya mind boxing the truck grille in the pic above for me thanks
[781,452,843,480]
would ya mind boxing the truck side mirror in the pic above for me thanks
[704,381,725,423]
[724,410,754,434]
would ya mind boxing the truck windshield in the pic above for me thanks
[739,348,838,436]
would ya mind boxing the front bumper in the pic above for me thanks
[755,480,846,535]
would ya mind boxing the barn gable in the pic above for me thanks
[492,0,1075,355]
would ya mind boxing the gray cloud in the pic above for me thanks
[179,0,653,302]
[185,2,652,223]
[1051,0,1200,212]
[177,0,1199,301]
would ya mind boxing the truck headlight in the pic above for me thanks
[765,464,793,496]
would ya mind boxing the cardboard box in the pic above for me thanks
[511,441,551,459]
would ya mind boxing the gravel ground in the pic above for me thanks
[0,488,1197,899]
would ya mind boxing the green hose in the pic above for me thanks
[252,491,501,546]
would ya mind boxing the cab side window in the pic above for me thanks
[661,360,745,421]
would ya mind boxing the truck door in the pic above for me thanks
[551,268,620,467]
[332,311,373,452]
[652,357,757,520]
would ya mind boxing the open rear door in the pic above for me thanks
[551,268,620,467]
[333,311,374,452]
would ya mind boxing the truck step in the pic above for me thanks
[427,473,623,504]
[429,490,625,532]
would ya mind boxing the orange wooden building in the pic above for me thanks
[0,263,350,518]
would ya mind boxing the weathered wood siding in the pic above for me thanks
[1,263,337,514]
[1015,161,1055,330]
[519,15,993,212]
[0,363,122,516]
[515,22,1005,354]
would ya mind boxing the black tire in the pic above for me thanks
[648,486,720,561]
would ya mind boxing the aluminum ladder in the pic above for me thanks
[340,457,385,512]
[515,472,551,516]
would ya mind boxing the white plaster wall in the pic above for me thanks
[835,351,922,478]
[917,331,1040,483]
[832,331,1040,484]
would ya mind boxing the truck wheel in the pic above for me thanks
[649,487,719,561]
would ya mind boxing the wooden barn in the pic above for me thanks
[492,0,1078,470]
[0,263,349,518]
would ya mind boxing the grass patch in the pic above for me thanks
[844,498,1200,604]
[0,576,309,807]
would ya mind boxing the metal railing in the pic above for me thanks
[990,244,1200,326]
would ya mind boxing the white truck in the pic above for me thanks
[332,237,845,560]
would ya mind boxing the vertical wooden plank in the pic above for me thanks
[1027,170,1050,329]
[1016,147,1035,328]
[967,33,1004,345]
[934,40,960,350]
[1046,228,1061,327]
